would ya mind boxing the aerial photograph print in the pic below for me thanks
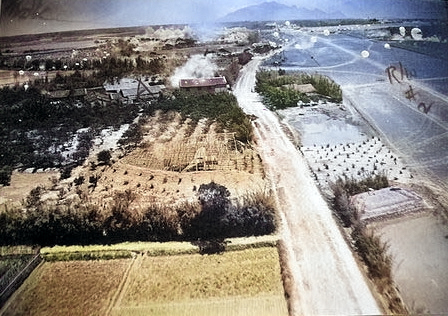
[0,0,447,315]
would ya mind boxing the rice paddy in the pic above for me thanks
[1,246,287,316]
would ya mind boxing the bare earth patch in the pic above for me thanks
[74,111,267,208]
[0,170,59,210]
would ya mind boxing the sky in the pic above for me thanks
[1,0,447,36]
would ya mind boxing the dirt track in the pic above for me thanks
[233,57,382,315]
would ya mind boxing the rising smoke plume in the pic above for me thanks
[170,54,218,87]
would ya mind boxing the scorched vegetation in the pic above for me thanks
[0,85,139,185]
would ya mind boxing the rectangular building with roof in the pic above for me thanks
[179,77,228,94]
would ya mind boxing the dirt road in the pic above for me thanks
[233,57,382,315]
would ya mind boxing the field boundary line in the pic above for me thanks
[113,254,143,310]
[0,260,44,315]
[0,253,42,308]
[40,235,280,260]
[105,254,138,316]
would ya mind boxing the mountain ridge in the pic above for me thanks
[219,0,447,22]
[218,1,345,22]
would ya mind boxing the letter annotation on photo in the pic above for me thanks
[385,62,432,114]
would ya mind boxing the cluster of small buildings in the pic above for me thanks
[103,78,165,103]
[43,74,231,107]
[44,77,166,106]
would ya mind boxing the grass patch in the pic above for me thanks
[42,250,133,262]
[41,241,199,261]
[0,246,37,256]
[112,295,287,316]
[40,235,279,261]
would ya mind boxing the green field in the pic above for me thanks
[1,246,287,316]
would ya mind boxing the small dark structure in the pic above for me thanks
[179,77,228,94]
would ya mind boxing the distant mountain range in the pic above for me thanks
[219,1,345,22]
[219,0,447,22]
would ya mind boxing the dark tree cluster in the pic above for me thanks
[255,69,343,109]
[0,85,139,184]
[187,182,277,239]
[156,90,253,143]
[1,53,166,89]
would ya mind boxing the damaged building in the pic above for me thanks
[179,77,228,94]
[103,78,165,103]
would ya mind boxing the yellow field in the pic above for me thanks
[1,247,288,316]
[112,247,288,316]
[1,260,130,316]
[112,295,287,316]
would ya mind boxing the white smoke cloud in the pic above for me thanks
[189,23,223,42]
[294,36,317,50]
[170,55,218,87]
[145,26,194,40]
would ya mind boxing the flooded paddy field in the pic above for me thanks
[371,214,448,314]
[268,24,448,314]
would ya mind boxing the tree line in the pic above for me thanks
[0,182,277,246]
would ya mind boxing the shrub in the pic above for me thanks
[330,174,388,227]
[330,181,356,227]
[73,176,85,186]
[97,150,112,165]
[186,183,277,240]
[0,166,12,186]
[43,250,133,262]
[60,165,73,180]
[329,175,401,312]
[351,224,392,282]
[186,182,232,239]
[118,122,144,150]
